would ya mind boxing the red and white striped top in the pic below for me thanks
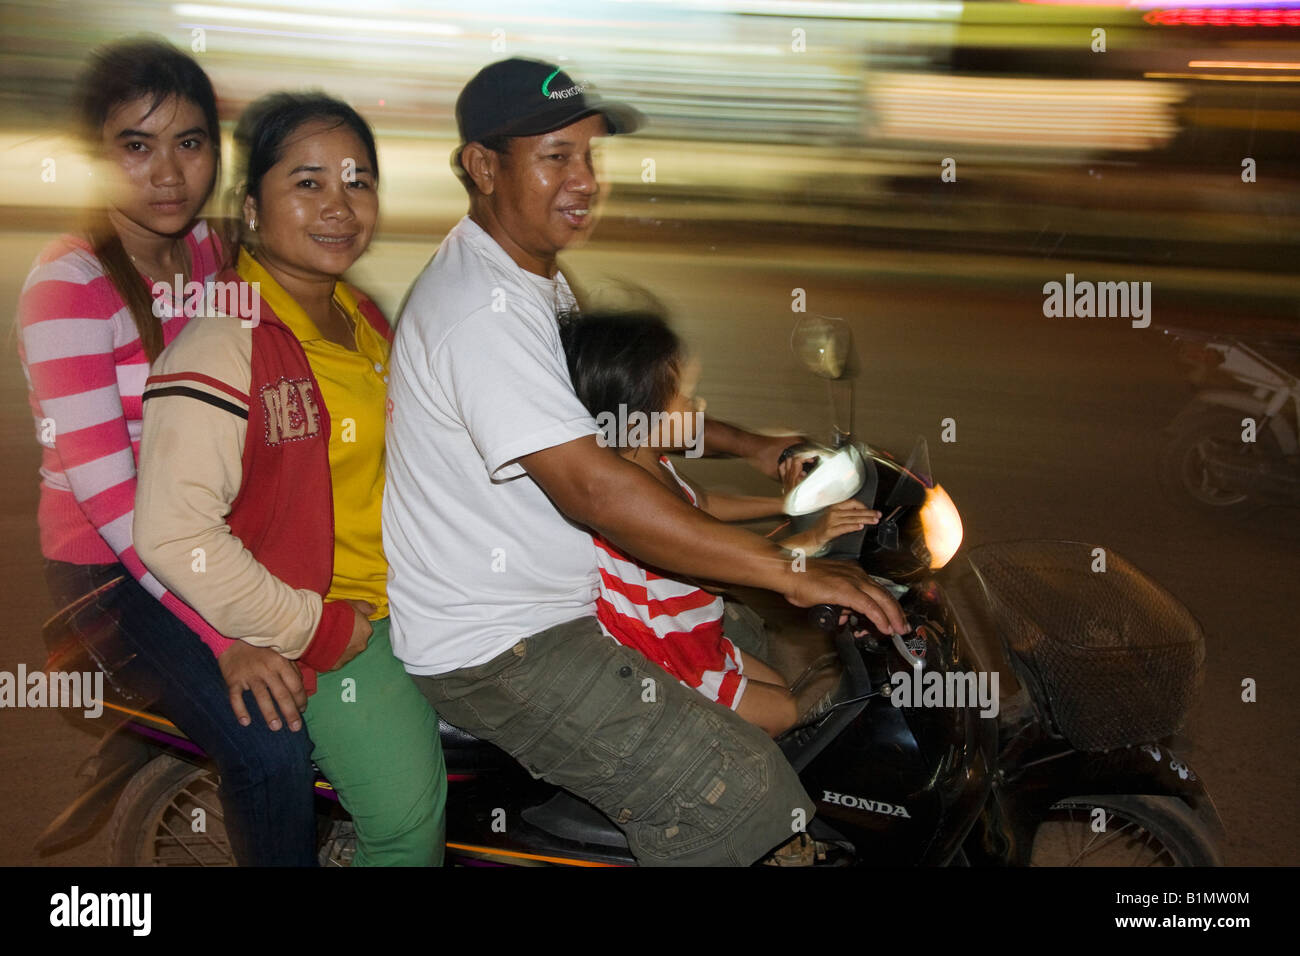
[592,456,747,709]
[16,220,235,655]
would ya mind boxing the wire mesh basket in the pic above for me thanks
[967,540,1205,752]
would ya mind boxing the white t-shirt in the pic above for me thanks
[384,216,601,675]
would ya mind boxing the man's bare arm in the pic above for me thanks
[519,435,908,635]
[691,417,803,481]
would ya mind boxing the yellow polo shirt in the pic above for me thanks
[237,249,390,618]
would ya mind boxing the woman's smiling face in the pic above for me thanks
[243,118,378,281]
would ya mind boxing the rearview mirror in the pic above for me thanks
[791,315,851,380]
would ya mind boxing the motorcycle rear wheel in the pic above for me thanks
[1030,794,1222,866]
[109,754,235,866]
[109,755,353,866]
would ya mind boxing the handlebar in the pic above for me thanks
[809,604,926,673]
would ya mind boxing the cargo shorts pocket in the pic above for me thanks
[496,637,660,784]
[421,640,531,737]
[626,707,769,864]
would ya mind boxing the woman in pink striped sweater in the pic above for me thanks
[17,38,318,865]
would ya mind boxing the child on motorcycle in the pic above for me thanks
[559,309,879,736]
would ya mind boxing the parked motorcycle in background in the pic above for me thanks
[1158,325,1300,514]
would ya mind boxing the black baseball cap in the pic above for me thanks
[455,57,643,149]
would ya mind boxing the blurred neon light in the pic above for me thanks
[1144,7,1300,24]
[1020,1,1300,6]
[1188,60,1300,68]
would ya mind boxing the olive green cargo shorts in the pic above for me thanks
[412,614,813,866]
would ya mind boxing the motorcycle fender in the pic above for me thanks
[973,744,1223,866]
[1167,393,1297,454]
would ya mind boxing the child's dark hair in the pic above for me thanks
[233,91,378,216]
[558,310,683,422]
[76,37,221,362]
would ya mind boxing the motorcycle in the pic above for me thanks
[35,318,1223,867]
[1158,324,1300,514]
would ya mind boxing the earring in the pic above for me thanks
[247,217,257,232]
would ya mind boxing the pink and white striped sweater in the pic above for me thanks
[17,220,236,656]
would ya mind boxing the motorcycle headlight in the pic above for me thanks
[919,484,963,569]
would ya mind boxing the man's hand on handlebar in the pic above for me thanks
[781,558,909,636]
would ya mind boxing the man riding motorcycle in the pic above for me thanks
[382,57,909,866]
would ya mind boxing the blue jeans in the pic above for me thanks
[44,560,319,866]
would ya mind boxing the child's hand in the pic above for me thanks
[779,450,819,491]
[781,500,880,555]
[780,451,830,503]
[806,501,880,550]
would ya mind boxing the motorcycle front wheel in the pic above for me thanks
[1029,794,1223,866]
[1160,406,1283,513]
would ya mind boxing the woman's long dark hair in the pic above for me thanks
[232,91,379,250]
[77,37,221,362]
[558,309,683,423]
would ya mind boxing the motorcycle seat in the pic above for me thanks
[437,717,484,749]
[520,791,630,850]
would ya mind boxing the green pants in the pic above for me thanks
[304,617,446,866]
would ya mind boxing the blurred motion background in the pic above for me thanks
[4,0,1299,297]
[0,0,1297,866]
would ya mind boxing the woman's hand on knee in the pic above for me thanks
[218,641,308,732]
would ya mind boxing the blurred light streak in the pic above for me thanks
[171,4,462,36]
[604,0,963,19]
[1146,72,1300,80]
[1187,60,1300,69]
[173,22,461,49]
[870,74,1182,150]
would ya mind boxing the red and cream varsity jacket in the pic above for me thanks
[134,262,393,694]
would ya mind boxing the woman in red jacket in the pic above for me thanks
[134,91,446,865]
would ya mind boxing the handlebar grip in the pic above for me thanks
[809,604,879,637]
[779,442,821,474]
[808,604,841,632]
[778,443,805,465]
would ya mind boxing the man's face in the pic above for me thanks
[483,114,606,275]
